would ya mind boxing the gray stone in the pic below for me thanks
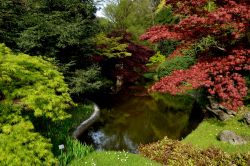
[218,105,236,116]
[218,130,247,145]
[205,96,235,121]
[243,112,250,125]
[205,106,232,121]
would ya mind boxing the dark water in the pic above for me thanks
[79,93,203,153]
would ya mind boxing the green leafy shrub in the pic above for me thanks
[31,103,94,165]
[156,36,217,78]
[143,72,158,80]
[0,104,57,166]
[0,43,74,120]
[139,137,250,166]
[147,51,166,66]
[95,33,131,58]
[155,6,179,25]
[0,44,75,165]
[157,40,179,56]
[204,1,217,12]
[70,65,112,95]
[157,55,196,78]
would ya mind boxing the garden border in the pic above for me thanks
[73,102,100,139]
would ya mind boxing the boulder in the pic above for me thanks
[205,96,235,121]
[218,130,247,145]
[205,106,233,121]
[243,112,250,125]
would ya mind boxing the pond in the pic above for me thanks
[79,92,203,153]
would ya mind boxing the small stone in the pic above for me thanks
[218,130,247,145]
[243,112,250,125]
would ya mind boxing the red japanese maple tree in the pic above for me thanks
[94,31,154,85]
[141,0,250,111]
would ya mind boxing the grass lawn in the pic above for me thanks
[183,107,250,153]
[69,151,161,166]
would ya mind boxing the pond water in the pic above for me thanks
[79,93,203,153]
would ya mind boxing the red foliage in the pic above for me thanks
[141,0,250,43]
[142,0,250,111]
[99,31,154,84]
[114,44,154,83]
[150,49,250,110]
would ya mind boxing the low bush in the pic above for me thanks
[183,107,250,154]
[147,51,166,66]
[139,137,250,166]
[157,55,196,78]
[156,36,217,79]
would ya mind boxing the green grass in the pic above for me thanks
[69,151,161,166]
[183,107,250,153]
[59,137,94,166]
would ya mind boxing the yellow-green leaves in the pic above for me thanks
[147,51,166,66]
[204,1,217,12]
[0,44,75,165]
[0,43,74,121]
[95,33,131,58]
[0,104,58,165]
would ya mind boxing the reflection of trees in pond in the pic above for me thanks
[81,93,203,152]
[151,93,195,111]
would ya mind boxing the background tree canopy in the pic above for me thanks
[103,0,159,41]
[0,0,98,68]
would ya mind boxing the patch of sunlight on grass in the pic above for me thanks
[69,151,161,166]
[183,107,250,154]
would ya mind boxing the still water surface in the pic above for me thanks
[80,93,203,153]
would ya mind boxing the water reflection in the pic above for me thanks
[80,93,203,153]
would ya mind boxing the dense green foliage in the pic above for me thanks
[70,65,112,95]
[0,104,57,165]
[156,36,217,78]
[103,0,157,40]
[0,0,98,67]
[156,40,179,56]
[139,137,250,166]
[0,44,73,120]
[147,51,166,66]
[154,6,179,25]
[157,55,196,78]
[32,103,94,165]
[95,33,131,58]
[1,0,249,165]
[0,44,75,165]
